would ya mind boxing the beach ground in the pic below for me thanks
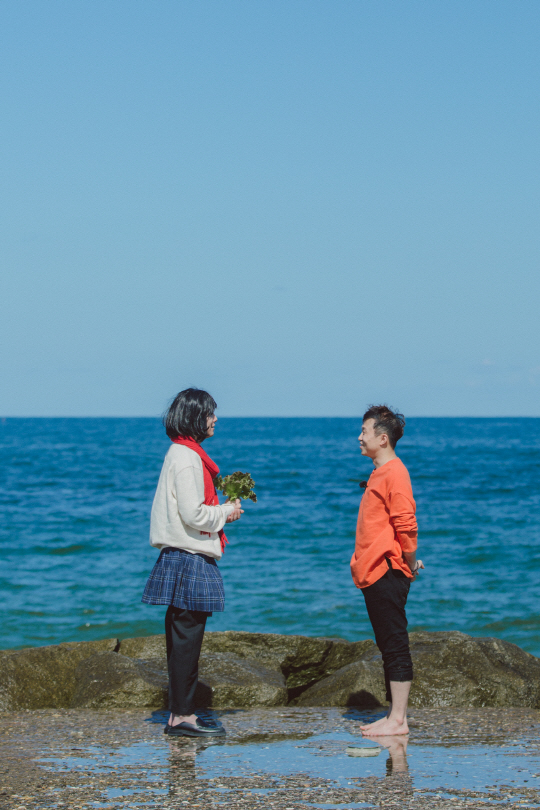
[1,706,540,809]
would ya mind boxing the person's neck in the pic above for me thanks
[372,448,397,469]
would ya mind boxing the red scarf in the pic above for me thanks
[171,436,229,553]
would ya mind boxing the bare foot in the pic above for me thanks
[360,709,390,732]
[169,712,197,727]
[362,716,409,736]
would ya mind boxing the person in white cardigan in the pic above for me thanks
[142,388,242,737]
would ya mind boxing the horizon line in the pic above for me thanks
[2,414,540,420]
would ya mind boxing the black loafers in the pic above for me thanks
[164,717,226,737]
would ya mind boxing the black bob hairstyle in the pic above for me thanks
[363,404,405,450]
[164,388,217,443]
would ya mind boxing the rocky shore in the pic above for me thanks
[3,633,540,810]
[2,630,540,710]
[2,706,540,810]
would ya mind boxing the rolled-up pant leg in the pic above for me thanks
[165,606,208,715]
[361,568,413,702]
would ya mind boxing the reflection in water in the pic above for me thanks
[163,729,413,793]
[380,735,409,775]
[168,738,198,769]
[34,717,540,809]
[153,709,224,784]
[165,738,198,803]
[379,735,413,803]
[164,734,228,805]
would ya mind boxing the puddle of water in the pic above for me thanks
[35,727,540,801]
[37,741,166,776]
[194,730,540,793]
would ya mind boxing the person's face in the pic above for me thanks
[358,418,384,457]
[206,413,218,438]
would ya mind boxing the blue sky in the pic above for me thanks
[1,1,539,416]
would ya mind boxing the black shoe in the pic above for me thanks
[165,717,225,737]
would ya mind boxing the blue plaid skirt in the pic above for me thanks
[142,547,225,614]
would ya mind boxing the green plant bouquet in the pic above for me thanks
[214,471,257,503]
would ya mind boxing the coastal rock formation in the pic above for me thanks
[409,632,540,708]
[119,631,373,701]
[0,637,118,711]
[119,635,166,662]
[70,652,167,709]
[2,631,540,711]
[197,651,288,707]
[200,632,373,697]
[293,646,385,707]
[294,632,540,708]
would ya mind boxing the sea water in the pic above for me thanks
[1,417,539,653]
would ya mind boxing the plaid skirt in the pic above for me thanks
[142,547,225,614]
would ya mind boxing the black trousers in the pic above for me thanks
[361,565,413,702]
[165,606,208,715]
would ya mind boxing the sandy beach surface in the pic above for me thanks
[2,706,540,809]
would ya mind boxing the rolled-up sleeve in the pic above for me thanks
[389,491,418,553]
[174,465,234,534]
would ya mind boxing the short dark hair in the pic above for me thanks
[363,404,405,449]
[163,388,217,442]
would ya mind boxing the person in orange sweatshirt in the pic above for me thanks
[350,405,424,736]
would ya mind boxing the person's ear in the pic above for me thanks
[379,432,388,447]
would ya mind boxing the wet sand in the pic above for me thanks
[2,707,540,809]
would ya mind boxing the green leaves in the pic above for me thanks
[214,471,257,503]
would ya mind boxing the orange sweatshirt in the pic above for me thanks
[350,457,418,589]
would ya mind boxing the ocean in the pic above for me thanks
[1,417,539,655]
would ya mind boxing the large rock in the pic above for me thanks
[320,638,375,682]
[69,645,288,710]
[409,632,540,708]
[70,652,167,709]
[295,632,540,708]
[293,645,385,708]
[119,635,166,662]
[119,631,372,699]
[3,631,539,711]
[118,632,314,707]
[200,631,372,697]
[0,638,118,711]
[196,652,288,707]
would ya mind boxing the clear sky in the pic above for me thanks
[1,1,539,417]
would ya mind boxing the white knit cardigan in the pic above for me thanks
[149,444,235,560]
